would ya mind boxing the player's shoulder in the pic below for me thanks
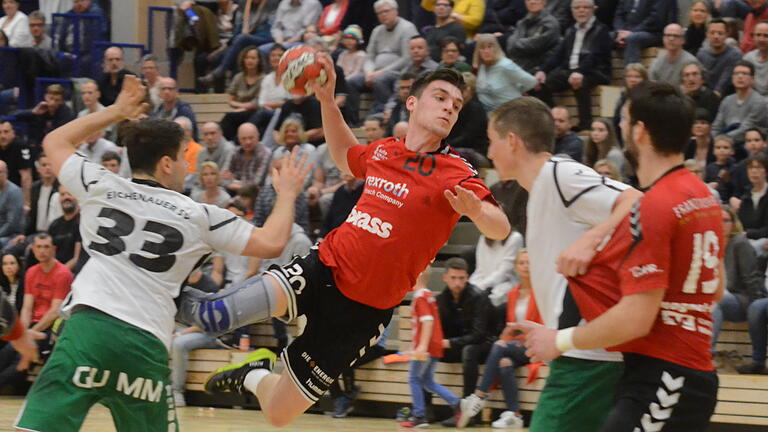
[413,288,434,301]
[440,147,479,177]
[643,168,718,213]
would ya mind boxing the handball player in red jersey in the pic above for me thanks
[517,82,725,431]
[177,61,510,427]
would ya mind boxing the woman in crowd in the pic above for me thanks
[439,37,471,72]
[220,46,263,141]
[685,108,716,168]
[0,0,32,47]
[469,228,524,307]
[711,206,768,374]
[684,0,710,55]
[594,159,622,181]
[0,253,24,318]
[191,161,231,208]
[613,63,647,145]
[731,156,768,257]
[251,44,289,136]
[583,119,623,172]
[473,33,536,112]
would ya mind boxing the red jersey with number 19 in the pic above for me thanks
[318,138,494,310]
[568,167,723,371]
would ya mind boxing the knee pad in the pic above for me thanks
[176,274,277,334]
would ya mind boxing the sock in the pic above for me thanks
[243,369,271,395]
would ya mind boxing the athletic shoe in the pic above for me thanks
[395,407,412,422]
[440,414,459,427]
[173,390,186,407]
[331,395,354,418]
[399,416,429,428]
[458,394,486,428]
[203,348,276,394]
[736,362,768,375]
[492,411,524,429]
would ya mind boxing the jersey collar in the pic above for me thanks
[132,178,170,190]
[639,164,685,192]
[398,137,452,154]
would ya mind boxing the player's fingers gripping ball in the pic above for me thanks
[278,46,328,96]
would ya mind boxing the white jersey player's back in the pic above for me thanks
[58,153,253,349]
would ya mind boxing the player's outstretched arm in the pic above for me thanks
[444,185,511,240]
[311,53,358,176]
[43,75,148,176]
[242,148,312,257]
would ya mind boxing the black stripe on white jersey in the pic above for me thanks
[552,159,624,208]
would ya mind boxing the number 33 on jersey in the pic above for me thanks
[57,153,255,349]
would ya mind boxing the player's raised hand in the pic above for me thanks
[444,185,482,219]
[272,147,313,198]
[114,75,149,121]
[310,53,337,105]
[509,321,562,363]
[12,329,45,371]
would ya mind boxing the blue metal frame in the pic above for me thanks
[50,13,104,77]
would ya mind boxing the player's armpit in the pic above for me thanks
[572,287,665,351]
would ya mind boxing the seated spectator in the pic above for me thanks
[341,0,378,42]
[613,0,667,64]
[393,121,408,139]
[649,24,698,86]
[680,61,721,121]
[711,206,768,375]
[469,229,524,306]
[594,158,621,181]
[222,123,271,194]
[195,0,241,93]
[0,233,70,388]
[220,46,263,141]
[78,130,117,164]
[140,54,163,107]
[77,80,116,142]
[0,253,24,316]
[236,183,258,220]
[14,84,75,150]
[47,185,81,271]
[362,114,386,144]
[0,122,32,207]
[100,150,122,175]
[97,47,136,106]
[612,63,647,145]
[267,0,322,51]
[476,0,526,36]
[425,0,467,62]
[712,61,768,143]
[65,0,107,42]
[318,0,349,36]
[174,117,203,191]
[0,0,32,47]
[446,72,488,158]
[271,96,324,147]
[253,156,310,232]
[505,0,560,75]
[583,118,623,172]
[0,161,25,249]
[251,44,289,137]
[537,0,611,131]
[438,37,471,72]
[384,72,415,135]
[458,250,541,429]
[191,161,231,207]
[197,122,235,174]
[731,128,768,198]
[552,106,583,161]
[684,0,710,55]
[337,25,366,78]
[743,20,768,96]
[730,155,768,256]
[27,10,51,49]
[685,158,721,201]
[172,3,221,88]
[399,268,461,429]
[382,36,438,112]
[686,109,716,167]
[170,325,219,407]
[705,135,736,201]
[308,142,344,219]
[741,0,768,53]
[272,118,317,172]
[26,154,58,237]
[320,173,363,238]
[346,0,419,122]
[697,18,743,96]
[151,77,198,139]
[421,0,485,38]
[473,33,537,112]
[436,257,495,414]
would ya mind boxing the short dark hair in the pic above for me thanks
[46,84,65,96]
[746,127,767,141]
[122,119,184,175]
[445,257,468,272]
[746,154,768,171]
[269,43,286,55]
[226,198,248,214]
[409,68,465,98]
[409,35,427,43]
[627,81,695,155]
[435,0,455,6]
[101,150,121,164]
[708,17,727,30]
[439,36,463,51]
[364,114,385,128]
[399,71,418,81]
[734,60,755,76]
[33,232,52,244]
[238,183,259,200]
[491,97,555,154]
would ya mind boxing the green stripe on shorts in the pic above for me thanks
[530,356,624,432]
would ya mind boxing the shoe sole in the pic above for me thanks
[203,348,277,394]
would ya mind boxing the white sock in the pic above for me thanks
[243,369,271,395]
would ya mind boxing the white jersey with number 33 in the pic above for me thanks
[58,153,253,349]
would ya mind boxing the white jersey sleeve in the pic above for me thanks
[58,152,110,202]
[199,204,253,256]
[551,158,630,226]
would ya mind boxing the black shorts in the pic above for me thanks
[265,248,393,402]
[601,353,719,432]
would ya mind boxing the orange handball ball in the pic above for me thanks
[278,45,328,96]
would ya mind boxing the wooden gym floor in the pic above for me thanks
[0,396,525,431]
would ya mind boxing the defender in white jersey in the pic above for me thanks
[480,97,642,432]
[15,76,311,432]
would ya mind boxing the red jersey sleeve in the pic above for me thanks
[619,199,673,296]
[413,296,434,322]
[53,268,73,300]
[346,145,369,178]
[2,320,23,341]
